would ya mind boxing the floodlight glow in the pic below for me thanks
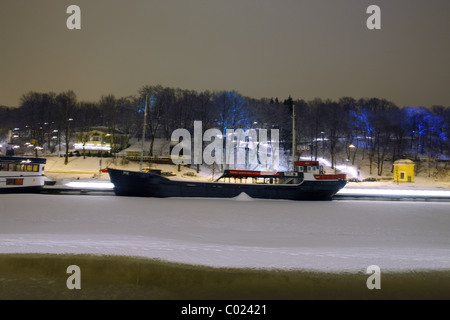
[65,181,114,189]
[336,165,358,178]
[338,188,450,197]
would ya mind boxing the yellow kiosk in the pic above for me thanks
[393,159,415,183]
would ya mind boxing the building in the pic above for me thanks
[73,127,129,154]
[393,159,415,183]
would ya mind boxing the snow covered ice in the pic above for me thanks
[1,193,450,272]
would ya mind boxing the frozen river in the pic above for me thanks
[1,193,450,272]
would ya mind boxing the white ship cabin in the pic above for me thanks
[0,156,47,191]
[293,161,325,175]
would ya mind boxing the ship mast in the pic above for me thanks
[139,95,148,172]
[292,104,295,171]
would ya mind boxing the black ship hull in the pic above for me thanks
[107,168,346,201]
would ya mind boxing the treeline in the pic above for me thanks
[0,85,449,175]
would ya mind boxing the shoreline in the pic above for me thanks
[41,155,450,190]
[1,253,449,300]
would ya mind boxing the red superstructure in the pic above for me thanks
[313,174,347,180]
[294,161,319,166]
[224,170,282,178]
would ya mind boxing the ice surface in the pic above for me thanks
[1,194,450,272]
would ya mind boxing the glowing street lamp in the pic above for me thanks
[321,132,325,159]
[348,144,358,177]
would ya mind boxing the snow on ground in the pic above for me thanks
[43,156,450,200]
[1,193,450,272]
[44,156,214,183]
[44,155,450,189]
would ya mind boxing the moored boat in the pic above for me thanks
[107,161,347,201]
[0,156,47,193]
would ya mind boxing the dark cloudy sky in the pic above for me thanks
[1,0,449,108]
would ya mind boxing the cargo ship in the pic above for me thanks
[107,161,347,201]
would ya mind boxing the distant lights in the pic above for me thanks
[73,143,111,151]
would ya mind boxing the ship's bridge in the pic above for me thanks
[294,161,325,175]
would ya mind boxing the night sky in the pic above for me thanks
[1,0,449,107]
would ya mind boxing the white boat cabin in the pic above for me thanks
[0,156,47,192]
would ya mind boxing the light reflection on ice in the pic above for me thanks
[64,181,450,198]
[65,181,114,189]
[338,188,450,197]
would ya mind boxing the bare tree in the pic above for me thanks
[76,101,100,158]
[56,91,77,165]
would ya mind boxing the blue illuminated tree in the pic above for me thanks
[138,86,160,156]
[213,90,251,169]
[350,103,375,165]
[214,90,250,134]
[428,107,448,157]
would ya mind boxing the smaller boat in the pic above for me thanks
[0,156,47,193]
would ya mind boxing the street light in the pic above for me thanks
[320,132,325,159]
[64,118,73,165]
[348,144,359,178]
[348,144,356,161]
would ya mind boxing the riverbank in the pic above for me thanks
[43,156,450,190]
[1,253,449,300]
